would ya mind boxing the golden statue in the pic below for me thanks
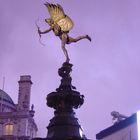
[38,2,91,62]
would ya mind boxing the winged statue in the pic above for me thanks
[38,2,91,62]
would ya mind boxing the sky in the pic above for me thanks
[1,0,140,139]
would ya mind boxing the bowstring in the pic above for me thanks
[35,19,46,46]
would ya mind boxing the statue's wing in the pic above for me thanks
[57,15,74,32]
[45,3,74,32]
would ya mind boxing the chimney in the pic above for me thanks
[17,75,32,111]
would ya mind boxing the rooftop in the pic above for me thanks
[0,89,15,105]
[96,113,136,139]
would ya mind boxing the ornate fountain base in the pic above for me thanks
[32,62,87,140]
[46,62,84,140]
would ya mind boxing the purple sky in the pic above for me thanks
[1,0,140,139]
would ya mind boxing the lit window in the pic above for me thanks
[5,124,13,135]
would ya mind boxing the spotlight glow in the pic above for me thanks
[79,128,83,138]
[137,111,140,140]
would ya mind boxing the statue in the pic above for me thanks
[31,104,34,110]
[38,2,91,62]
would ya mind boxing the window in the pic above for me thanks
[5,124,13,135]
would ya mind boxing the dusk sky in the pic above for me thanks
[1,0,140,139]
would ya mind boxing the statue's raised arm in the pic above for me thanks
[38,2,91,63]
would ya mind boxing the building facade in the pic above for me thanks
[0,75,38,140]
[96,113,139,140]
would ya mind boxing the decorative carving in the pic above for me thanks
[47,62,84,112]
[57,62,76,91]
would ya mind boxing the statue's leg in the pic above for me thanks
[61,35,70,62]
[67,35,91,44]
